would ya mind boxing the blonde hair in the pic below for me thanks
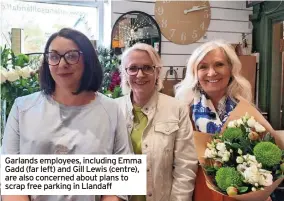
[120,43,163,95]
[175,40,252,103]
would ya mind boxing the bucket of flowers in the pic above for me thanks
[193,98,284,201]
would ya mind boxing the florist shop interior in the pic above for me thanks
[1,0,284,200]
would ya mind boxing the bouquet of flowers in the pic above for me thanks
[194,98,284,201]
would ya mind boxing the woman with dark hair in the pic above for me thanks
[2,28,132,201]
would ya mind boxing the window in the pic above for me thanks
[1,0,102,53]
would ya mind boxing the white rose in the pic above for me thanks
[247,117,256,127]
[228,120,236,128]
[236,119,244,126]
[254,122,266,133]
[21,66,32,78]
[243,165,260,185]
[237,164,246,172]
[236,156,244,164]
[1,69,8,84]
[6,69,20,82]
[216,143,227,152]
[222,155,230,162]
[259,173,273,186]
[204,148,217,158]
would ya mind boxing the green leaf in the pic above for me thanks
[237,186,249,193]
[231,143,242,149]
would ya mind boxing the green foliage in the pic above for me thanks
[215,167,243,191]
[97,46,122,98]
[222,127,244,142]
[253,142,282,167]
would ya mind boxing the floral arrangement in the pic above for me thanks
[201,112,284,198]
[1,46,40,143]
[97,46,122,98]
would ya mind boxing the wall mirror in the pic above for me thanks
[111,11,161,55]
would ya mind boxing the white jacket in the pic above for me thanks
[115,91,198,201]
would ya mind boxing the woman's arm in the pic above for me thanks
[170,105,198,201]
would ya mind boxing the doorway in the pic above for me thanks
[271,22,284,129]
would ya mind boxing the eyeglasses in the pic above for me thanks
[125,65,156,76]
[45,50,83,66]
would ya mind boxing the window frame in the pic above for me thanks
[19,0,104,46]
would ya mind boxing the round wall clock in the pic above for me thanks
[155,1,211,45]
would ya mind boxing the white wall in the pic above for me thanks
[111,0,253,79]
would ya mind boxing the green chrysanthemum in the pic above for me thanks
[215,167,243,191]
[253,142,282,167]
[222,127,244,141]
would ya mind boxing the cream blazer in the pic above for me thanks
[115,91,198,201]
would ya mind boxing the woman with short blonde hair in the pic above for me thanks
[116,43,198,201]
[120,43,163,95]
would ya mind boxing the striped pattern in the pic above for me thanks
[111,0,253,79]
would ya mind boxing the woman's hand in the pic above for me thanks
[101,195,122,201]
[265,197,272,201]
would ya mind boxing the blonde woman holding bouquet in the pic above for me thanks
[115,43,198,201]
[175,40,254,201]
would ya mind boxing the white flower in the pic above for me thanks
[216,143,227,152]
[207,142,215,149]
[236,156,244,164]
[6,69,20,82]
[252,187,256,192]
[236,118,244,126]
[1,69,8,84]
[237,164,246,172]
[247,117,256,127]
[243,165,260,185]
[259,173,273,186]
[228,120,237,128]
[21,66,32,78]
[254,122,266,133]
[242,112,250,122]
[221,150,230,162]
[222,155,230,162]
[204,148,217,158]
[238,148,243,155]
